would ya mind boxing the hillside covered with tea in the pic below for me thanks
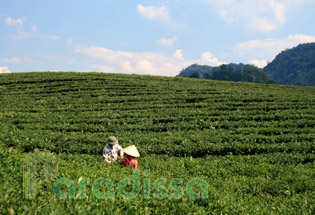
[0,72,314,214]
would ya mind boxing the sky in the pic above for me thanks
[1,0,315,76]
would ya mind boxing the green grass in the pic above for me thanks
[0,72,315,214]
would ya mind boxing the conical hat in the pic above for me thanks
[123,145,140,157]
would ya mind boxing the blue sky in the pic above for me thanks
[1,0,315,76]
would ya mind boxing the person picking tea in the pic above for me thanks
[103,136,124,163]
[120,145,140,169]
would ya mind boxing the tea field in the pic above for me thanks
[0,72,314,214]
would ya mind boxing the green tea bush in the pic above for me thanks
[1,72,314,214]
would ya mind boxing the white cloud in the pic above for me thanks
[137,4,183,29]
[121,60,133,72]
[158,37,177,47]
[75,46,224,76]
[248,18,277,33]
[75,46,133,62]
[1,56,40,64]
[201,51,225,65]
[66,59,77,65]
[2,57,22,64]
[5,17,59,40]
[202,0,308,32]
[173,49,184,60]
[136,60,156,74]
[46,35,59,39]
[232,34,315,61]
[66,38,73,46]
[5,17,23,27]
[137,4,168,20]
[249,59,268,68]
[42,55,65,61]
[31,25,38,32]
[0,66,11,74]
[11,32,59,40]
[10,31,32,39]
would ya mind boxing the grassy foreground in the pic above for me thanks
[0,72,314,214]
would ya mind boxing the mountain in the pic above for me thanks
[210,64,275,84]
[176,64,215,78]
[263,43,315,86]
[177,63,275,84]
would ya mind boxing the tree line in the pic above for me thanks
[178,63,275,84]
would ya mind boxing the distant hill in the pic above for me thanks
[177,64,215,78]
[177,63,275,84]
[177,63,255,78]
[263,43,315,86]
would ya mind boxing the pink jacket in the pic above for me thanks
[120,156,138,169]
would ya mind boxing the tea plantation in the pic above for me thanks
[0,72,314,214]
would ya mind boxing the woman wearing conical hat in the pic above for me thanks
[119,145,140,169]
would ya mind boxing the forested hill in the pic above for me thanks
[178,43,315,86]
[177,63,254,78]
[177,63,275,84]
[263,43,315,86]
[177,64,216,78]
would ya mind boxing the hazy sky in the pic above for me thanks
[1,0,315,76]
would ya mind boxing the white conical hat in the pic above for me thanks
[123,145,140,157]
